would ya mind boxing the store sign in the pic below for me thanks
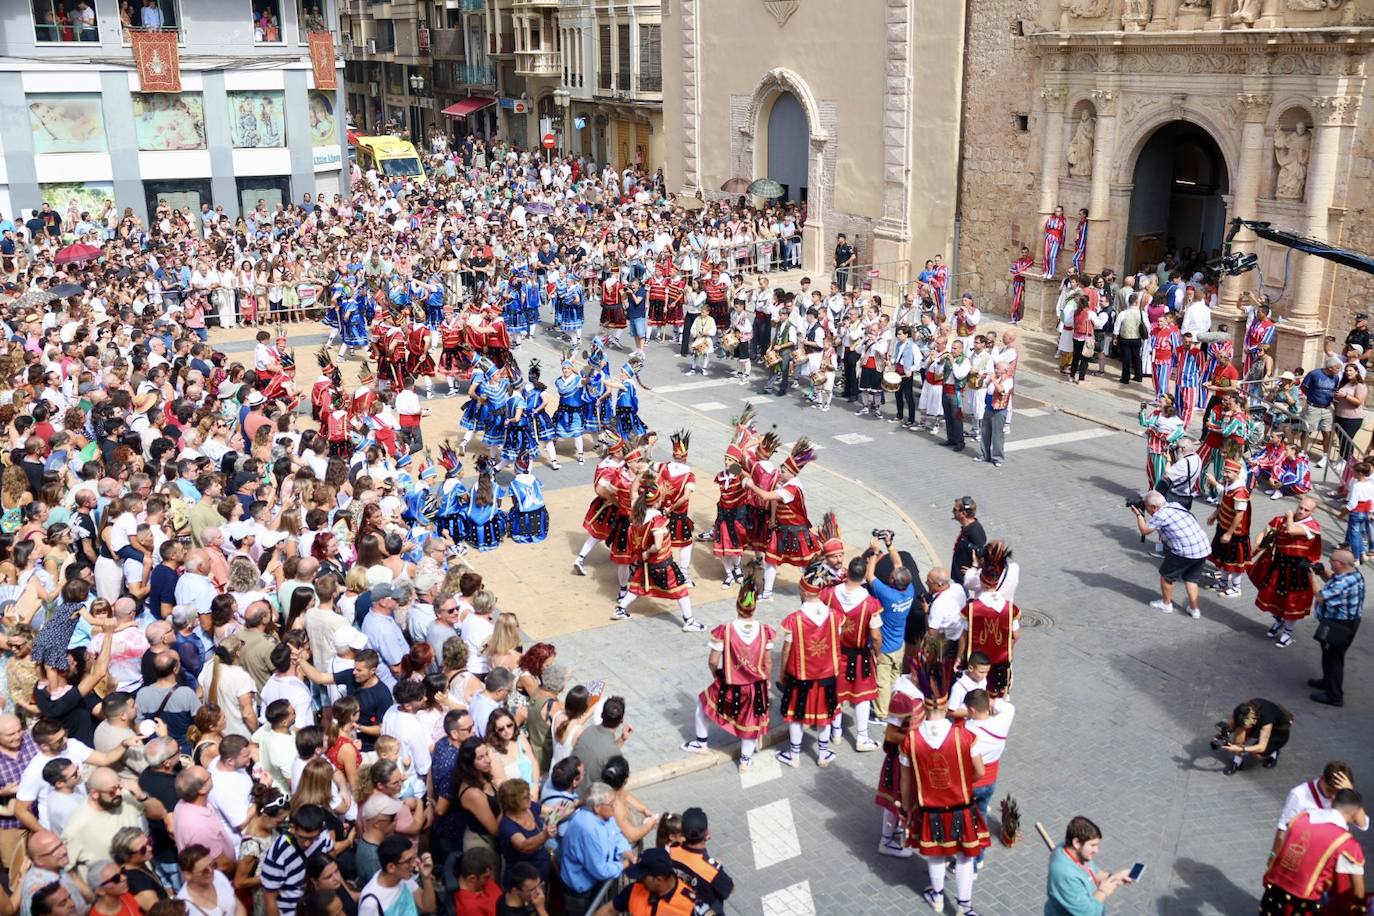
[313,145,343,171]
[500,98,528,113]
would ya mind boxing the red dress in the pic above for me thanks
[963,593,1018,697]
[600,278,627,329]
[778,604,842,726]
[901,721,991,857]
[821,585,880,704]
[712,470,750,558]
[581,458,624,540]
[763,482,822,568]
[406,324,436,377]
[1210,483,1253,573]
[745,456,778,551]
[627,510,689,600]
[1249,516,1322,620]
[605,469,636,565]
[873,677,924,815]
[657,462,696,547]
[700,620,775,739]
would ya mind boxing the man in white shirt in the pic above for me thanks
[1272,760,1369,860]
[259,644,315,727]
[924,568,968,648]
[964,689,1015,865]
[17,721,131,834]
[208,736,256,844]
[381,681,432,790]
[948,654,991,718]
[1181,294,1212,337]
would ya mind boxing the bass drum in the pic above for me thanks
[881,371,902,392]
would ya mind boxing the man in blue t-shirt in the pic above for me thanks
[1300,356,1343,468]
[864,538,917,721]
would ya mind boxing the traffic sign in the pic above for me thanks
[542,133,556,149]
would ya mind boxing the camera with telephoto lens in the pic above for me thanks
[1210,721,1233,750]
[1125,497,1147,512]
[871,529,895,547]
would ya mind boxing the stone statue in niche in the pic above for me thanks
[1066,111,1095,178]
[1230,0,1264,24]
[1122,0,1152,29]
[1273,122,1310,201]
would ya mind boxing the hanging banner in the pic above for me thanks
[308,31,337,90]
[131,29,181,93]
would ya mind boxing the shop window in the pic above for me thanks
[253,0,284,43]
[32,0,100,43]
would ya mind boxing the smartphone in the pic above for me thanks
[1128,863,1146,883]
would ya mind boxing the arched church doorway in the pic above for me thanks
[766,91,809,204]
[1124,121,1229,273]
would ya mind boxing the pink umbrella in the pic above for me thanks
[53,243,102,265]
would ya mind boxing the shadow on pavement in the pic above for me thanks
[1157,857,1257,915]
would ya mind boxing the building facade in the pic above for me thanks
[339,0,448,142]
[661,0,967,277]
[956,0,1374,364]
[2,0,347,225]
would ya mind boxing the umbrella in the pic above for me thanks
[12,288,56,309]
[747,178,785,199]
[54,243,101,266]
[676,197,706,211]
[526,202,555,216]
[49,283,85,298]
[720,178,751,194]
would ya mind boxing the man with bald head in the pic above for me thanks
[240,601,281,691]
[171,766,235,868]
[201,525,230,587]
[61,767,155,874]
[19,831,88,916]
[1309,546,1366,707]
[0,714,38,876]
[174,549,216,620]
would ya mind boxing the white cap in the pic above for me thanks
[333,625,369,652]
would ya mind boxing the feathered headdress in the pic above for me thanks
[476,455,498,479]
[638,476,662,505]
[527,358,542,381]
[437,441,463,476]
[316,347,342,386]
[670,429,690,460]
[599,429,626,457]
[280,350,296,373]
[908,629,952,706]
[756,429,782,459]
[799,561,829,596]
[357,361,375,384]
[724,404,758,468]
[780,437,816,477]
[275,326,288,350]
[820,511,843,557]
[736,563,761,616]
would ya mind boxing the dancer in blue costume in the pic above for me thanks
[459,458,507,552]
[582,345,615,435]
[613,357,647,441]
[339,286,371,359]
[553,358,587,465]
[322,273,345,343]
[507,453,549,544]
[478,360,512,459]
[503,275,529,338]
[458,357,491,452]
[435,443,468,541]
[556,278,585,347]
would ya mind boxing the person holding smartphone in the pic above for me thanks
[1045,816,1135,914]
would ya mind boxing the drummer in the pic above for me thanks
[728,295,755,386]
[799,306,826,398]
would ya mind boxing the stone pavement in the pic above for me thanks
[209,304,1374,913]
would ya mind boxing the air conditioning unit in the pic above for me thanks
[368,81,380,95]
[367,39,377,53]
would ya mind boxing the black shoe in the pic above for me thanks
[1222,760,1243,776]
[1263,751,1281,768]
[640,381,653,391]
[1311,692,1345,707]
[952,446,965,453]
[1307,678,1329,689]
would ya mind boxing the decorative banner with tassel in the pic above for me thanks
[307,31,337,90]
[131,29,181,93]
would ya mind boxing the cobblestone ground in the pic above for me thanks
[217,313,1373,914]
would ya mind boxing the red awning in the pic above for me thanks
[441,97,497,119]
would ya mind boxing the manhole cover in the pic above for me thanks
[1019,609,1054,629]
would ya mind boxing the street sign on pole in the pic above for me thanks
[542,133,556,149]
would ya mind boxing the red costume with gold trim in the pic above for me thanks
[901,720,992,857]
[963,593,1018,697]
[406,323,436,377]
[821,584,881,704]
[763,480,822,568]
[1249,515,1322,620]
[581,456,625,541]
[600,276,626,329]
[1210,478,1253,573]
[627,508,689,599]
[605,465,637,565]
[439,315,467,372]
[778,602,842,726]
[1261,811,1364,915]
[873,678,924,815]
[658,460,696,548]
[700,619,775,740]
[712,469,750,558]
[647,274,672,328]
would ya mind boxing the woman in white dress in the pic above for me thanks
[548,685,594,768]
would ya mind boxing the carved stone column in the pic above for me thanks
[1219,92,1271,311]
[1205,0,1228,29]
[803,135,828,274]
[1038,86,1067,216]
[1086,89,1116,271]
[1290,96,1357,325]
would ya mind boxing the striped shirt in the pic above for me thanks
[261,831,334,916]
[1317,571,1366,622]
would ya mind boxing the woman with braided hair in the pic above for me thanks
[609,471,704,632]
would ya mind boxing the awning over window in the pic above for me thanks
[441,97,497,119]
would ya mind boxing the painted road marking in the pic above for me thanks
[1003,427,1118,453]
[747,798,802,869]
[833,433,873,445]
[739,750,782,790]
[1017,407,1048,418]
[651,378,739,394]
[761,881,816,916]
[692,401,731,411]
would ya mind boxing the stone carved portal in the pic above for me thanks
[1124,120,1231,271]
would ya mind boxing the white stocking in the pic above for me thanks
[677,597,693,620]
[617,564,630,589]
[954,856,976,905]
[880,809,898,845]
[740,737,757,759]
[927,858,948,895]
[574,437,584,456]
[855,701,871,735]
[788,722,803,749]
[545,442,559,464]
[763,563,778,594]
[678,543,693,573]
[693,702,711,740]
[577,536,599,560]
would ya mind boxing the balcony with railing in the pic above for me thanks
[489,32,515,56]
[513,0,562,6]
[514,48,560,76]
[459,0,487,9]
[461,63,497,85]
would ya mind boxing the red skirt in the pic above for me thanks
[745,504,770,551]
[700,678,771,739]
[1210,530,1252,573]
[628,557,689,600]
[778,674,839,726]
[905,802,991,858]
[648,296,669,327]
[764,524,822,568]
[873,747,902,814]
[408,351,437,377]
[1249,550,1315,620]
[600,302,627,329]
[667,511,694,548]
[837,645,879,703]
[1258,885,1321,916]
[713,506,749,558]
[607,514,635,565]
[582,497,615,540]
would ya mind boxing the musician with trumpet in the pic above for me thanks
[963,334,995,443]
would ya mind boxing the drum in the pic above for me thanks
[812,371,832,387]
[968,373,984,389]
[881,370,902,392]
[691,337,712,354]
[720,330,741,351]
[763,348,782,369]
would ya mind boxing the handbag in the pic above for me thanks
[1313,617,1357,650]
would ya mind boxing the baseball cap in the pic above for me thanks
[333,626,369,652]
[370,581,399,602]
[626,847,675,880]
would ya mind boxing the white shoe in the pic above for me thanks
[1186,606,1201,619]
[776,749,801,769]
[1149,599,1173,613]
[878,841,915,858]
[855,737,880,752]
[922,890,944,912]
[1276,632,1293,648]
[1270,489,1283,500]
[817,748,836,768]
[680,738,709,754]
[682,618,706,633]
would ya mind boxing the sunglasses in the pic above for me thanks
[100,870,128,888]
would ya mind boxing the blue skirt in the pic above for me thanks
[482,408,508,446]
[460,398,485,431]
[502,424,536,462]
[509,507,549,544]
[342,316,369,348]
[506,305,530,335]
[583,399,614,434]
[558,301,584,332]
[321,307,341,329]
[554,403,584,439]
[531,410,556,442]
[615,405,646,440]
[461,512,507,551]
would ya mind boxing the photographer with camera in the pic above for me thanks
[1159,438,1202,513]
[863,534,917,723]
[1213,697,1293,775]
[1307,547,1364,707]
[1131,491,1210,619]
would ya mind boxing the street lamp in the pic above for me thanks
[409,73,425,93]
